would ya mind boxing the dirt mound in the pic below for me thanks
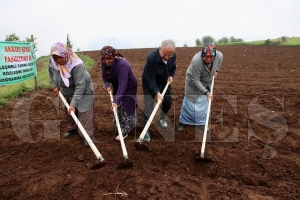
[1,46,300,199]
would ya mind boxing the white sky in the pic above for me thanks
[1,0,299,58]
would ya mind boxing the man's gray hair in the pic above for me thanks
[161,39,176,49]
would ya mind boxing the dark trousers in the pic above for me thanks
[142,88,172,121]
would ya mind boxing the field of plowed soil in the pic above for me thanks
[1,46,300,199]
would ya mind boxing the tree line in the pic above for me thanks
[5,33,244,50]
[195,35,244,46]
[3,33,74,52]
[4,33,38,52]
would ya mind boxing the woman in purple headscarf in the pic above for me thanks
[100,46,138,141]
[177,43,223,131]
[48,42,95,146]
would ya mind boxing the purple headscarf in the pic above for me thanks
[50,42,83,87]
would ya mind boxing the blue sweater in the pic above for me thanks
[101,57,138,115]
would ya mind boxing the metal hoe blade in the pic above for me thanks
[194,155,214,163]
[134,142,149,151]
[117,159,133,170]
[90,160,107,170]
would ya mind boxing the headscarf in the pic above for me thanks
[100,46,123,60]
[50,42,83,87]
[201,43,216,58]
[100,46,124,76]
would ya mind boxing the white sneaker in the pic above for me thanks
[159,119,168,128]
[115,134,128,141]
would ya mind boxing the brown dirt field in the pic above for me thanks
[1,46,300,200]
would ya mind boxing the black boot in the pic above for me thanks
[177,122,183,131]
[64,129,78,138]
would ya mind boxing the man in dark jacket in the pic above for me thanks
[141,39,176,142]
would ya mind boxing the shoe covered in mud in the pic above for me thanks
[64,129,78,138]
[177,122,183,131]
[84,135,95,147]
[115,134,128,141]
[143,130,151,142]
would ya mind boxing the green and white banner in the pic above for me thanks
[0,41,37,85]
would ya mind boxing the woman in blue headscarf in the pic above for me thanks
[177,43,223,131]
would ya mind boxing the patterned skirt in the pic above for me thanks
[63,98,94,136]
[116,103,136,136]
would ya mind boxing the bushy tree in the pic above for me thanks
[202,35,215,44]
[67,34,73,49]
[5,33,20,42]
[229,36,244,43]
[5,33,38,52]
[183,44,188,47]
[24,36,38,51]
[265,39,271,44]
[217,37,229,43]
[195,39,201,46]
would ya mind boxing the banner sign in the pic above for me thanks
[0,41,37,85]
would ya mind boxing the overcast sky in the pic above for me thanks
[1,0,299,58]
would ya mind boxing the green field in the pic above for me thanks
[217,36,300,46]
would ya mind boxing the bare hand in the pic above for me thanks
[206,92,213,101]
[168,77,173,84]
[107,87,113,94]
[68,106,76,115]
[53,87,60,95]
[111,103,118,111]
[155,93,164,102]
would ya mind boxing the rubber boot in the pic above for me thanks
[159,112,168,128]
[177,122,184,131]
[64,129,78,138]
[143,120,151,142]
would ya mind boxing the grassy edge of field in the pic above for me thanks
[215,36,300,46]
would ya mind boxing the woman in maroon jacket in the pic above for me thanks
[100,46,138,140]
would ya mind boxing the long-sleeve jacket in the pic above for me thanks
[142,48,176,95]
[101,57,137,116]
[185,50,223,103]
[48,59,94,112]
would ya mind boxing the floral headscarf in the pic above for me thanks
[50,42,83,87]
[201,43,216,58]
[100,46,123,59]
